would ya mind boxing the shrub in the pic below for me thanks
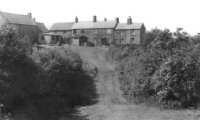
[108,28,200,109]
[151,47,200,108]
[0,26,40,112]
[0,27,97,119]
[31,48,97,117]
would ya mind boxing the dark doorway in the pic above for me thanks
[131,38,135,44]
[101,38,108,46]
[79,36,88,46]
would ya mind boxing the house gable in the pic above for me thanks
[0,11,37,26]
[0,14,7,29]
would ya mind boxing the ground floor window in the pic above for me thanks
[131,38,135,44]
[94,38,97,45]
[120,38,124,44]
[107,38,111,45]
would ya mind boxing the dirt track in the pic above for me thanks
[61,46,200,120]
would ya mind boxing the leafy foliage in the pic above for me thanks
[0,27,97,119]
[107,28,200,108]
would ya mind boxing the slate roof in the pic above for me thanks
[116,22,143,30]
[49,22,74,31]
[0,11,37,26]
[36,22,48,33]
[41,33,62,36]
[71,21,117,29]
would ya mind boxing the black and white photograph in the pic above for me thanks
[0,0,200,120]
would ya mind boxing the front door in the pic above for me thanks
[131,38,135,44]
[101,38,107,46]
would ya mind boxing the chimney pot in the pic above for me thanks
[93,15,97,22]
[27,12,32,19]
[115,17,119,23]
[127,16,132,25]
[75,16,78,23]
[104,18,107,21]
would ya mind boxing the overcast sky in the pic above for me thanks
[0,0,199,35]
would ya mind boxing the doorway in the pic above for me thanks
[101,38,107,46]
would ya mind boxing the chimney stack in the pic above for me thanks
[127,16,132,25]
[104,18,107,21]
[93,15,97,22]
[33,18,36,22]
[115,17,119,23]
[27,12,32,19]
[75,16,78,23]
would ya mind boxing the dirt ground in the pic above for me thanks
[60,45,200,120]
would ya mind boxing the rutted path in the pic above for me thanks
[61,46,200,120]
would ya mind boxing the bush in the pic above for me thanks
[107,28,200,109]
[0,27,97,119]
[0,26,38,111]
[29,48,97,118]
[151,48,200,108]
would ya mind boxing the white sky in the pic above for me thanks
[0,0,200,35]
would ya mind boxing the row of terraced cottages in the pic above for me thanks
[49,16,146,46]
[0,11,48,42]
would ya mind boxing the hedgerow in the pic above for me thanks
[0,26,97,119]
[107,28,200,108]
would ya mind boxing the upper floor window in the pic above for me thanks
[94,29,98,34]
[121,30,125,35]
[81,30,84,34]
[107,29,112,34]
[63,31,67,34]
[73,30,77,35]
[131,30,135,35]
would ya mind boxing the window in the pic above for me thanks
[73,30,77,35]
[32,27,35,33]
[131,30,135,35]
[52,35,56,40]
[131,38,135,44]
[121,30,125,35]
[94,38,97,45]
[63,31,67,34]
[107,29,112,34]
[54,31,57,34]
[94,29,98,34]
[81,30,84,34]
[107,38,111,45]
[120,38,124,44]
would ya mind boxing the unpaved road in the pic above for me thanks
[61,46,200,120]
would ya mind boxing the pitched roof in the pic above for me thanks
[71,21,93,29]
[37,22,48,33]
[0,11,37,26]
[93,21,117,29]
[116,22,143,30]
[71,21,117,29]
[49,22,74,31]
